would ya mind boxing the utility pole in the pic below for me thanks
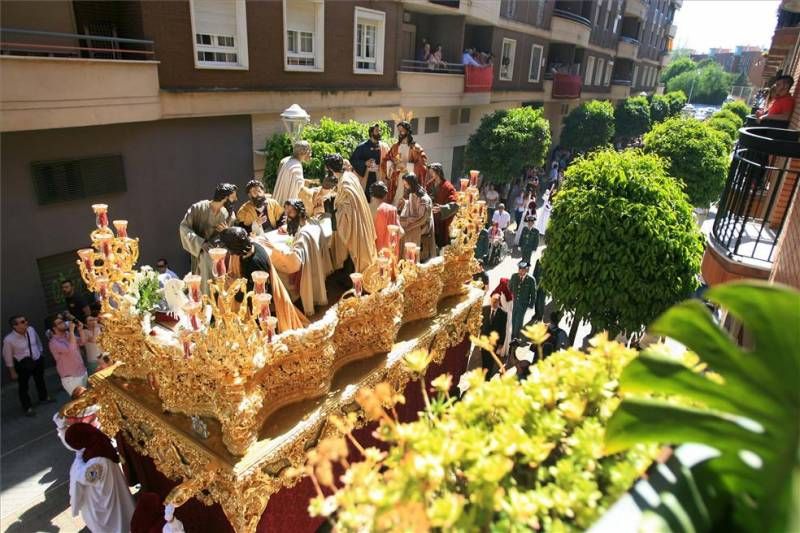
[687,76,696,104]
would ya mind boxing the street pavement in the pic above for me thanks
[0,235,588,533]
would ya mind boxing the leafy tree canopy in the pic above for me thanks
[661,56,697,84]
[666,62,734,105]
[664,91,688,115]
[713,109,744,128]
[615,96,652,139]
[706,116,740,145]
[465,107,551,184]
[559,100,615,153]
[261,118,392,191]
[650,94,671,123]
[540,149,703,335]
[644,116,730,207]
[721,99,751,121]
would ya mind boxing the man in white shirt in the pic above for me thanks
[492,203,512,232]
[3,315,54,416]
[155,258,179,287]
[462,48,481,67]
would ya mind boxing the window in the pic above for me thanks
[528,44,544,82]
[37,251,86,315]
[31,155,126,205]
[604,61,613,86]
[500,38,516,81]
[595,0,603,25]
[424,116,440,134]
[534,0,545,25]
[560,103,570,115]
[584,56,595,85]
[283,0,324,71]
[459,108,471,124]
[354,7,386,74]
[410,118,419,134]
[504,0,517,18]
[605,1,613,29]
[190,0,248,69]
[595,58,605,86]
[632,64,639,86]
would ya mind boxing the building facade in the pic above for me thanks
[0,0,677,340]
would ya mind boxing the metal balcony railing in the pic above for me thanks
[399,59,465,74]
[551,9,593,27]
[619,36,640,45]
[0,28,155,60]
[611,78,633,86]
[711,126,800,265]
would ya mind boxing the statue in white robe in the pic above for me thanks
[272,141,314,207]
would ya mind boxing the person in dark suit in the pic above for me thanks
[481,293,507,378]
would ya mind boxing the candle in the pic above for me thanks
[184,274,202,302]
[387,224,401,252]
[92,204,109,229]
[95,277,109,300]
[96,233,113,259]
[350,272,363,297]
[265,316,278,342]
[179,330,193,359]
[254,293,272,322]
[404,242,418,263]
[377,256,389,279]
[183,302,202,331]
[208,248,227,278]
[251,271,269,294]
[112,219,128,239]
[77,248,94,272]
[469,170,479,187]
[460,178,469,192]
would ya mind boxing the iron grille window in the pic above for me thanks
[459,108,471,124]
[424,116,440,134]
[36,250,86,315]
[31,155,126,205]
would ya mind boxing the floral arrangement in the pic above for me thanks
[125,265,162,315]
[306,327,659,531]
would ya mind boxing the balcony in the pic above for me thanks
[617,37,640,60]
[610,78,632,99]
[702,126,800,285]
[668,23,678,38]
[624,0,647,19]
[0,28,160,132]
[660,52,671,66]
[551,73,582,99]
[397,60,492,107]
[551,9,592,47]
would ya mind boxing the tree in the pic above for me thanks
[644,116,730,207]
[707,116,740,145]
[713,108,744,128]
[649,94,671,123]
[666,62,734,105]
[660,56,696,84]
[722,99,751,121]
[559,100,615,153]
[540,149,703,335]
[465,107,551,184]
[664,90,688,116]
[615,96,652,140]
[261,118,391,191]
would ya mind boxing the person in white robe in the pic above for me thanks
[273,141,314,207]
[262,199,332,317]
[535,187,553,237]
[399,173,436,262]
[178,183,238,294]
[65,423,135,533]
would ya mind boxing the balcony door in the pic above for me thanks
[401,23,416,62]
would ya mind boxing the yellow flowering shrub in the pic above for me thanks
[308,333,659,532]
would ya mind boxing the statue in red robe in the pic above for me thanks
[381,120,428,207]
[426,163,459,248]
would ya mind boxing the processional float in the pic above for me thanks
[64,173,487,532]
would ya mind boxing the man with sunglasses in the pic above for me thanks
[3,315,54,416]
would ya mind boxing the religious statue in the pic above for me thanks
[381,120,428,206]
[399,173,436,262]
[220,226,308,332]
[273,140,314,207]
[262,200,332,317]
[325,154,378,274]
[426,163,459,249]
[370,181,404,257]
[237,179,284,236]
[178,183,237,294]
[308,172,337,218]
[350,123,389,201]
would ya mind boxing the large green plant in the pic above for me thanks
[644,117,730,207]
[721,100,750,122]
[308,335,658,532]
[660,57,697,85]
[560,100,615,153]
[667,63,734,106]
[649,94,671,124]
[465,107,551,184]
[261,118,391,191]
[664,91,688,116]
[606,281,800,533]
[540,150,703,336]
[615,96,652,140]
[706,116,739,145]
[712,109,744,128]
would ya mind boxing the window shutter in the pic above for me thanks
[195,0,237,37]
[31,155,126,205]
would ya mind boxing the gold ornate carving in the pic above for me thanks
[399,257,444,323]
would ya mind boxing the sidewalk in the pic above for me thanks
[0,367,87,532]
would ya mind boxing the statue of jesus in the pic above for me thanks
[381,121,428,207]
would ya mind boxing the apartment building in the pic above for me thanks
[0,0,677,336]
[701,1,800,292]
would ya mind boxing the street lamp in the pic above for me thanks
[280,104,311,141]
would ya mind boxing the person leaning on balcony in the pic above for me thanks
[757,75,795,122]
[428,44,446,70]
[462,48,481,67]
